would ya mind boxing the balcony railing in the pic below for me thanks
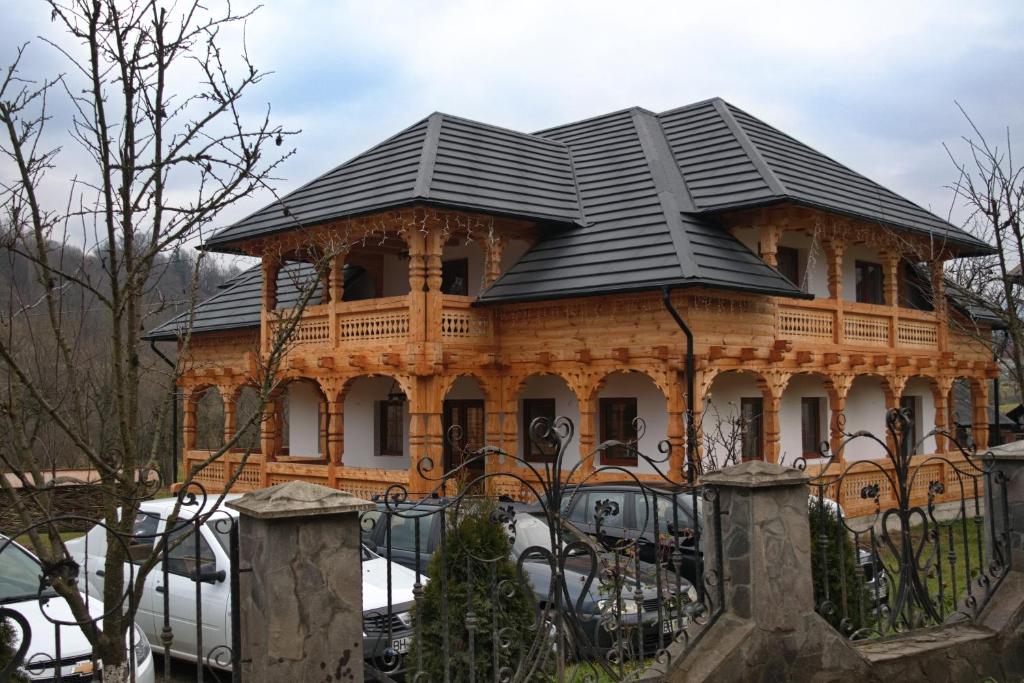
[337,296,410,343]
[777,299,940,350]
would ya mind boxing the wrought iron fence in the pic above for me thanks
[359,415,725,682]
[796,408,1012,639]
[0,477,242,683]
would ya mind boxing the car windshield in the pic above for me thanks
[0,541,55,603]
[510,513,597,559]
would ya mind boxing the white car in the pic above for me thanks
[66,495,421,671]
[0,535,155,682]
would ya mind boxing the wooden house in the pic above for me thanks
[148,99,998,515]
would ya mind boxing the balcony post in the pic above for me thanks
[760,373,788,464]
[886,375,908,453]
[327,251,346,345]
[182,387,198,451]
[425,229,444,343]
[882,250,900,347]
[824,239,845,344]
[934,376,954,452]
[757,224,780,267]
[667,378,686,481]
[972,379,990,449]
[483,235,506,288]
[260,255,281,353]
[406,229,427,343]
[221,384,238,445]
[828,374,852,465]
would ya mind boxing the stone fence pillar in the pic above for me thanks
[665,460,869,682]
[987,440,1024,569]
[227,481,373,682]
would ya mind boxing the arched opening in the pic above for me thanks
[342,375,410,468]
[281,378,327,459]
[194,386,224,450]
[233,384,262,453]
[593,371,667,474]
[843,375,888,461]
[703,371,765,470]
[901,377,939,455]
[443,375,487,476]
[515,374,581,470]
[950,378,975,448]
[778,374,832,466]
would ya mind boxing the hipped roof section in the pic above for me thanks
[194,97,993,310]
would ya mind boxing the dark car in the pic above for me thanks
[361,498,702,659]
[559,482,704,583]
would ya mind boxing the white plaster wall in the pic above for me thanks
[778,374,830,467]
[342,376,411,468]
[381,253,410,297]
[286,382,322,457]
[442,242,485,298]
[778,232,829,297]
[703,372,762,466]
[844,375,888,460]
[517,374,581,470]
[903,377,937,454]
[595,372,667,476]
[842,244,882,303]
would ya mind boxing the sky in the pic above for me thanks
[4,0,1024,268]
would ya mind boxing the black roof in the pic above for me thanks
[205,113,583,249]
[481,108,804,303]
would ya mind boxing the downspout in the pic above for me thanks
[661,286,696,481]
[150,340,179,484]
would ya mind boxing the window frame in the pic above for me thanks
[522,398,557,462]
[855,260,885,305]
[377,399,405,457]
[599,396,639,466]
[800,396,824,457]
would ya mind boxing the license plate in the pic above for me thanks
[661,617,681,634]
[392,636,412,654]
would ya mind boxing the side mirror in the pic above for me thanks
[193,567,226,584]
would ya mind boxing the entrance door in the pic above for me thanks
[443,399,485,479]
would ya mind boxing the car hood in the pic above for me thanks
[362,557,418,612]
[6,592,104,668]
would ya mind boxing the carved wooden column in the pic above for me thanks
[258,400,277,487]
[482,235,506,288]
[425,229,444,343]
[573,373,601,479]
[828,374,853,464]
[327,251,347,345]
[407,375,442,496]
[760,372,789,464]
[667,375,686,482]
[882,250,900,348]
[886,375,908,453]
[483,377,503,490]
[220,384,238,446]
[499,376,523,492]
[758,224,781,268]
[260,255,281,352]
[824,239,845,344]
[182,388,198,451]
[934,376,954,452]
[972,379,990,449]
[405,230,427,343]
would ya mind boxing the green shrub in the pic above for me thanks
[808,500,871,634]
[410,500,542,680]
[0,617,29,682]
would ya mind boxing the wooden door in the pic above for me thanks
[443,399,485,478]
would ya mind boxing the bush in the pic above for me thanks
[808,500,871,634]
[0,617,29,682]
[410,500,541,680]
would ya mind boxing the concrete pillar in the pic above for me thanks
[227,482,373,682]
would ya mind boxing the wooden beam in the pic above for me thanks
[708,345,726,361]
[317,356,335,369]
[823,352,841,366]
[575,349,592,364]
[612,347,630,363]
[380,353,401,367]
[740,347,757,361]
[796,351,814,365]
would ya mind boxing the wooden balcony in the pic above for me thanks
[267,294,492,352]
[776,299,940,351]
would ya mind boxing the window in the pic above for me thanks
[855,260,884,305]
[377,400,405,456]
[801,397,824,457]
[900,396,920,454]
[740,397,764,461]
[776,246,801,287]
[441,258,469,295]
[522,398,557,461]
[635,493,694,534]
[129,511,160,564]
[385,512,433,551]
[164,521,216,577]
[599,397,638,465]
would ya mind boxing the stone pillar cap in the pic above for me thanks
[226,480,375,520]
[702,460,809,488]
[987,439,1024,461]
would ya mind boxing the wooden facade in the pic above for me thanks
[177,203,996,517]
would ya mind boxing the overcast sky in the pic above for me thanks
[5,0,1023,266]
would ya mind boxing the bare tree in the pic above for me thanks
[0,2,336,679]
[945,106,1024,405]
